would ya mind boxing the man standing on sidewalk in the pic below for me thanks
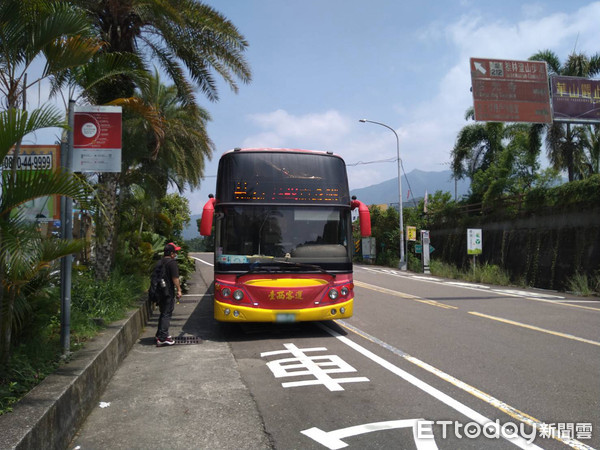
[156,242,183,346]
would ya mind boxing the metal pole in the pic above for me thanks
[60,100,75,356]
[359,119,406,270]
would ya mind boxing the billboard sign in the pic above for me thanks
[2,145,61,222]
[470,58,551,123]
[73,105,122,172]
[551,75,600,123]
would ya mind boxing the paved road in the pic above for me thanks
[224,262,600,449]
[71,254,599,449]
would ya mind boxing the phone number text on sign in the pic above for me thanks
[2,154,53,171]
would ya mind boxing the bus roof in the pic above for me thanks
[223,147,344,160]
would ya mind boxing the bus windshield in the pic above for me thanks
[215,205,351,269]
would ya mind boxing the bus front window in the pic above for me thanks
[218,206,349,262]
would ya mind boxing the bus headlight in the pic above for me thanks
[222,287,231,297]
[340,286,349,297]
[328,289,339,300]
[233,290,244,301]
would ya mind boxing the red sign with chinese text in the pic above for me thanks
[73,106,122,149]
[470,58,552,123]
[73,105,122,172]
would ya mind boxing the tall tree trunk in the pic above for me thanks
[94,172,120,280]
[0,286,15,365]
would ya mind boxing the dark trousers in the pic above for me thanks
[156,293,175,340]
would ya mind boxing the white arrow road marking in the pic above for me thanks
[302,419,438,450]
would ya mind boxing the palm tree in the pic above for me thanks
[125,70,214,200]
[0,0,98,172]
[452,108,542,203]
[0,106,93,363]
[0,0,101,364]
[451,108,507,200]
[66,0,252,280]
[529,50,600,181]
[576,124,600,177]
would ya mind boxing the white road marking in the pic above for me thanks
[302,419,438,450]
[191,256,213,266]
[318,323,543,449]
[492,289,564,299]
[356,265,600,311]
[261,343,369,391]
[446,281,490,289]
[327,321,594,450]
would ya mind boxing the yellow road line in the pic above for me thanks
[469,311,600,347]
[416,299,458,309]
[354,280,418,298]
[354,280,458,309]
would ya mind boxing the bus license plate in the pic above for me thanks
[276,313,296,323]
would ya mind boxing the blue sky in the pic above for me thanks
[25,1,600,214]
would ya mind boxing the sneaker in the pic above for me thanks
[156,336,175,346]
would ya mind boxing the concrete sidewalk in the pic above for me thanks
[0,258,272,449]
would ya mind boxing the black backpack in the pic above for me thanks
[148,259,170,304]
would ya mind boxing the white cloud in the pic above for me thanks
[243,109,350,149]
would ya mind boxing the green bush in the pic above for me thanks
[467,262,511,285]
[0,269,146,415]
[71,269,143,322]
[430,259,461,279]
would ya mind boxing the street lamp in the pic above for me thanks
[359,119,406,270]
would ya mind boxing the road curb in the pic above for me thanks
[0,299,151,450]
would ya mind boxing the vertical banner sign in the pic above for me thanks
[551,75,600,123]
[406,226,417,241]
[73,105,122,172]
[470,58,551,123]
[421,230,431,274]
[467,228,482,255]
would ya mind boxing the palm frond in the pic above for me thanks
[0,169,93,218]
[529,50,561,74]
[0,106,66,158]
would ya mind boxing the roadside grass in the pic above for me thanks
[429,259,598,294]
[0,268,146,415]
[566,271,600,296]
[431,259,518,286]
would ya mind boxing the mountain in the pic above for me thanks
[183,214,202,241]
[350,169,470,206]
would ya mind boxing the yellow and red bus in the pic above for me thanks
[200,148,371,322]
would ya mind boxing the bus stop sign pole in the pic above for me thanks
[60,99,75,357]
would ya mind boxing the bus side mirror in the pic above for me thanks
[199,196,216,236]
[351,197,371,237]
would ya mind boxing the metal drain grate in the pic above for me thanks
[174,336,203,345]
